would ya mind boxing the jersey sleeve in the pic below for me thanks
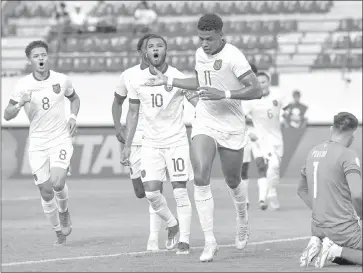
[342,150,361,176]
[124,78,139,103]
[10,80,26,104]
[230,47,251,78]
[64,76,75,97]
[114,73,128,99]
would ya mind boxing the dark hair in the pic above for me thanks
[333,112,359,132]
[197,13,223,32]
[249,63,258,74]
[293,90,301,97]
[256,71,270,81]
[137,33,153,52]
[25,40,48,58]
[145,34,168,50]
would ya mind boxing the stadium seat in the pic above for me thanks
[57,57,74,73]
[73,56,90,72]
[89,57,107,72]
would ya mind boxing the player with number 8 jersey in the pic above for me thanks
[3,41,80,246]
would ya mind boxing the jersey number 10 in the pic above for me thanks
[151,94,163,108]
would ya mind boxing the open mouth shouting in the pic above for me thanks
[39,62,45,69]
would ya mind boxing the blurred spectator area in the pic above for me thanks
[2,1,362,75]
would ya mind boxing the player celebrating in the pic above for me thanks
[122,34,197,255]
[243,71,286,210]
[112,33,166,252]
[298,112,362,267]
[3,41,80,245]
[144,14,262,262]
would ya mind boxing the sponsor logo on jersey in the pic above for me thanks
[164,85,173,92]
[213,59,222,70]
[52,83,61,94]
[273,100,278,106]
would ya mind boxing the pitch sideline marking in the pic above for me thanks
[2,236,309,267]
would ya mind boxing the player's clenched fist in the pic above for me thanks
[19,91,32,106]
[67,116,77,137]
[197,87,226,100]
[121,146,131,166]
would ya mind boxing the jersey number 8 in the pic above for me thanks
[42,97,50,110]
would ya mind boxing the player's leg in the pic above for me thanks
[191,134,218,261]
[49,140,74,237]
[167,145,193,254]
[141,147,179,250]
[266,145,283,210]
[218,146,249,250]
[241,143,251,208]
[129,145,162,251]
[30,150,64,245]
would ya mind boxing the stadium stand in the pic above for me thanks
[1,1,362,76]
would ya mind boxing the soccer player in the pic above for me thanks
[298,112,362,267]
[243,71,286,210]
[122,34,197,255]
[112,34,166,251]
[3,40,80,245]
[144,14,262,262]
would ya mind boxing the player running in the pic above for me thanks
[298,112,362,267]
[121,34,197,255]
[3,41,80,245]
[243,71,286,210]
[112,34,166,252]
[144,14,262,262]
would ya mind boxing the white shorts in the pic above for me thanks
[28,138,74,185]
[140,145,194,183]
[260,141,284,161]
[129,145,141,179]
[191,123,248,151]
[243,141,263,163]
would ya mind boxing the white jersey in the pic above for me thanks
[194,43,251,133]
[10,70,73,152]
[115,64,147,146]
[243,90,285,146]
[126,65,188,148]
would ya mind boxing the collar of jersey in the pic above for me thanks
[210,41,226,56]
[32,70,50,81]
[148,63,169,75]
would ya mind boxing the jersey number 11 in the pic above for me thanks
[204,71,212,86]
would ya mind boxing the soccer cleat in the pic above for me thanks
[176,242,190,255]
[54,230,66,246]
[200,242,219,262]
[235,222,249,250]
[146,239,159,252]
[259,200,268,210]
[315,237,337,268]
[267,196,280,210]
[59,209,72,236]
[300,236,322,267]
[165,220,179,250]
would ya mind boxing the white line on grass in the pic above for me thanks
[2,236,309,267]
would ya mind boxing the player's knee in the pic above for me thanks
[38,182,54,201]
[49,168,67,191]
[225,173,241,189]
[255,157,267,178]
[145,190,163,210]
[241,163,249,180]
[193,166,212,186]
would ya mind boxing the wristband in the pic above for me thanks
[167,76,174,87]
[69,114,77,121]
[225,90,231,99]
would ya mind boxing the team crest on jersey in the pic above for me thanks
[273,100,278,106]
[164,85,173,92]
[213,59,222,70]
[52,83,61,94]
[141,170,146,178]
[355,157,360,168]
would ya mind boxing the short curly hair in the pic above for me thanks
[145,34,168,50]
[197,13,223,32]
[137,33,153,52]
[333,112,358,132]
[25,40,48,58]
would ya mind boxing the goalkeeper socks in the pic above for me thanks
[145,191,177,228]
[41,196,61,231]
[228,182,248,225]
[148,204,162,241]
[194,185,216,243]
[54,183,69,213]
[173,188,192,244]
[257,178,268,202]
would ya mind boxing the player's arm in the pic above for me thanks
[64,78,80,117]
[183,90,199,107]
[112,73,128,140]
[125,99,140,148]
[343,152,362,218]
[3,81,28,121]
[297,164,312,209]
[171,71,199,90]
